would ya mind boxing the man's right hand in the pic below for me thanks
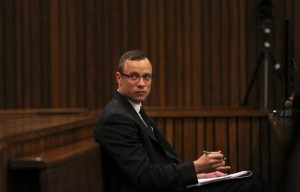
[193,151,230,173]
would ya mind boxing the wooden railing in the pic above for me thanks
[0,108,88,121]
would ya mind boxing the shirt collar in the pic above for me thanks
[117,89,142,113]
[127,99,142,113]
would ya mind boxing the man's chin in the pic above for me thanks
[133,96,147,103]
[135,98,146,103]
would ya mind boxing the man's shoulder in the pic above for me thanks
[99,99,131,119]
[103,98,126,113]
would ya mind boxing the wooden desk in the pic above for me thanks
[0,111,101,192]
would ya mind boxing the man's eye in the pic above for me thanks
[130,74,139,79]
[143,75,151,80]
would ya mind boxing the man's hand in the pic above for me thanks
[193,151,230,173]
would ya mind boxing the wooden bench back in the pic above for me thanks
[8,138,104,192]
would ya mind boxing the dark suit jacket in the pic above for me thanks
[94,91,198,192]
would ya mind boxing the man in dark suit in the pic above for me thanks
[94,50,269,192]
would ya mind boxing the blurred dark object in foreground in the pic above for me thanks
[274,110,300,192]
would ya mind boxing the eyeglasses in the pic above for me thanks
[121,72,155,82]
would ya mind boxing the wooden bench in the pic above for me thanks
[0,110,102,192]
[8,138,104,192]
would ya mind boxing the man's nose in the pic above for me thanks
[137,77,146,85]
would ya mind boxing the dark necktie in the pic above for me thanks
[139,107,153,131]
[140,107,178,162]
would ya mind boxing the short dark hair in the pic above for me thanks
[118,50,147,73]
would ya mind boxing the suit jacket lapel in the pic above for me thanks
[139,107,181,163]
[114,91,157,140]
[114,91,181,163]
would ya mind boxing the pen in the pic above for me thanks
[203,151,212,155]
[203,151,227,161]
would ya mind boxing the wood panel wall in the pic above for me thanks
[0,0,299,110]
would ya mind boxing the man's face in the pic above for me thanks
[116,58,153,103]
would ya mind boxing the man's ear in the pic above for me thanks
[116,72,122,84]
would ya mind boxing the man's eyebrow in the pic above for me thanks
[127,72,151,74]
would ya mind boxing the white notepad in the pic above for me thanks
[187,171,252,188]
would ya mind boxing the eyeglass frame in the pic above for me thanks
[120,72,155,82]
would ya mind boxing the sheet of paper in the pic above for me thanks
[187,171,252,188]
